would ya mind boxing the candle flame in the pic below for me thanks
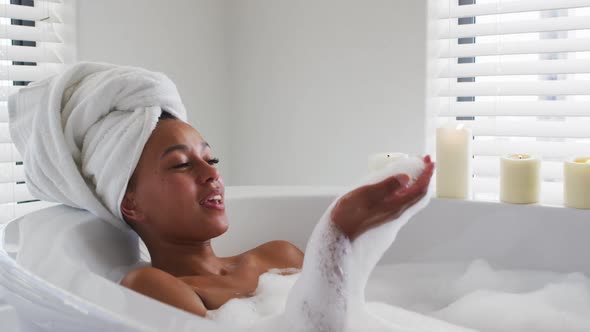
[510,154,530,160]
[456,124,464,130]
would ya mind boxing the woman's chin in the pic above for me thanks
[216,219,229,236]
[204,215,229,239]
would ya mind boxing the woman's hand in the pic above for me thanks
[330,156,434,241]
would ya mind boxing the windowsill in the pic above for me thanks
[432,196,589,212]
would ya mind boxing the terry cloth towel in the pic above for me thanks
[8,62,188,231]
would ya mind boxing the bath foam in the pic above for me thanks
[209,269,473,332]
[434,282,590,332]
[209,156,458,331]
[211,260,590,332]
[364,260,590,332]
[206,269,299,325]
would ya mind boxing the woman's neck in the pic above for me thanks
[145,238,226,277]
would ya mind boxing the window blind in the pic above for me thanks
[427,0,590,205]
[0,0,75,223]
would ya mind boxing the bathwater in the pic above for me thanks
[209,260,590,331]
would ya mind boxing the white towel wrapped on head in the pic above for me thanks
[8,62,188,231]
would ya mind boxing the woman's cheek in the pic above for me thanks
[168,177,197,195]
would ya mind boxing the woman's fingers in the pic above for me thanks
[389,160,434,204]
[395,174,411,187]
[381,158,434,203]
[375,160,435,228]
[368,173,410,203]
[375,155,433,202]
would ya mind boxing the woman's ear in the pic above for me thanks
[121,191,145,224]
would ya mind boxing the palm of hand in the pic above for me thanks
[330,156,434,240]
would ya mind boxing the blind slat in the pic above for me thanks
[438,80,590,96]
[0,3,61,23]
[0,23,62,43]
[473,139,590,159]
[439,38,590,58]
[0,202,14,223]
[0,104,7,122]
[440,59,590,78]
[0,162,24,184]
[438,16,590,39]
[0,183,35,205]
[0,144,22,163]
[0,64,60,83]
[0,44,62,63]
[440,0,590,19]
[0,123,10,143]
[439,118,590,139]
[438,100,590,117]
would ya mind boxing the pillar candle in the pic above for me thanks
[436,125,472,199]
[500,154,541,204]
[564,157,590,209]
[368,152,408,171]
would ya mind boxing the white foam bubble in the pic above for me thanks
[207,269,299,327]
[365,260,590,332]
[211,261,590,332]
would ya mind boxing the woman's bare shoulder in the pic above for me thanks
[120,267,207,317]
[251,240,304,269]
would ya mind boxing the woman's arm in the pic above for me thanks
[280,155,434,332]
[120,267,207,317]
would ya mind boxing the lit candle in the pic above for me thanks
[500,154,541,204]
[564,157,590,209]
[436,125,472,199]
[368,152,408,171]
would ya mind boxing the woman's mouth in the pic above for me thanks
[201,194,225,211]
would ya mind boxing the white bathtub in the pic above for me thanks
[1,186,589,331]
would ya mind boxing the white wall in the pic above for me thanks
[77,0,426,186]
[228,0,426,185]
[76,0,232,181]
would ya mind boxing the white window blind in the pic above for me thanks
[427,0,590,205]
[0,0,75,223]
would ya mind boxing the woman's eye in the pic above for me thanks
[172,162,190,169]
[171,158,218,169]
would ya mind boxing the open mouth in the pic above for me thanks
[206,194,223,205]
[200,193,225,210]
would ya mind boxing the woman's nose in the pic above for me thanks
[197,162,221,184]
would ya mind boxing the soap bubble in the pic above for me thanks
[211,261,590,332]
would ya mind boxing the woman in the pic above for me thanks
[9,62,433,323]
[119,111,434,317]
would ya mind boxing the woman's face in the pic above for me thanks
[123,119,228,242]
